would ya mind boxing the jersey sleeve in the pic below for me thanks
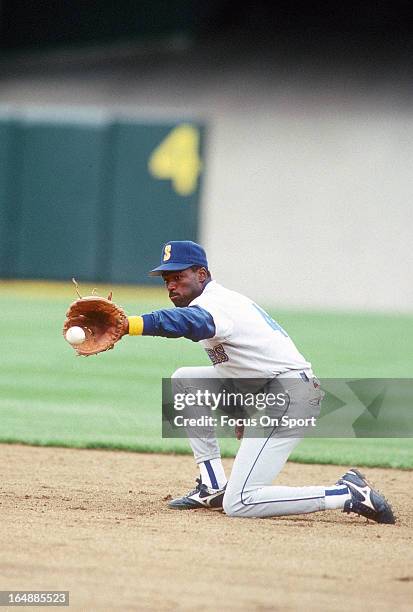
[141,305,216,342]
[190,296,233,340]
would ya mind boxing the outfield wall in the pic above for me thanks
[0,47,412,311]
[202,109,413,312]
[0,112,204,284]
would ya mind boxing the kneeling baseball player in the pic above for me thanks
[64,240,395,524]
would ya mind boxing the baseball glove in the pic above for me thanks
[63,280,127,356]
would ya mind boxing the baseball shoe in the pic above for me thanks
[337,468,395,524]
[168,478,226,510]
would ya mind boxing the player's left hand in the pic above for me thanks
[63,283,127,356]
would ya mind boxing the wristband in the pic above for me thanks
[128,316,144,336]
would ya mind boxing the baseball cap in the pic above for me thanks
[149,240,208,276]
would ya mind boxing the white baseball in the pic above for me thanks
[66,326,86,345]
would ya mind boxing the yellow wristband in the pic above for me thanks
[128,316,144,336]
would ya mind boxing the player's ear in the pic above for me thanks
[197,267,208,282]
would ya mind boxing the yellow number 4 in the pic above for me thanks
[148,124,202,196]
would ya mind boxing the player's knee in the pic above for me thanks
[171,367,194,379]
[223,490,244,517]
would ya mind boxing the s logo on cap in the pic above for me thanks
[163,244,172,261]
[149,240,208,276]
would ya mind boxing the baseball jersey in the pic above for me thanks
[141,280,311,378]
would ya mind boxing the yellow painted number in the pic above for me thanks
[148,124,202,196]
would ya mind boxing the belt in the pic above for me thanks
[276,369,312,381]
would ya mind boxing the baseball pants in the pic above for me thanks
[171,366,326,518]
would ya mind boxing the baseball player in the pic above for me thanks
[124,240,395,523]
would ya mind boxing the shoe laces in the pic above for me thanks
[188,478,204,496]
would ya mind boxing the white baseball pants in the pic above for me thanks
[171,366,326,518]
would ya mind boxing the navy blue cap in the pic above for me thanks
[149,241,208,276]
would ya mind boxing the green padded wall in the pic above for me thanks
[0,120,11,277]
[15,120,106,281]
[0,119,21,277]
[0,114,205,284]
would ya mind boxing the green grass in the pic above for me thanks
[1,280,412,468]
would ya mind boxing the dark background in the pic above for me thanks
[1,1,412,58]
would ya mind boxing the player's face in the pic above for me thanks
[162,268,207,307]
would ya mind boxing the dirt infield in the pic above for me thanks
[1,444,412,611]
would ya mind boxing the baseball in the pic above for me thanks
[65,326,86,345]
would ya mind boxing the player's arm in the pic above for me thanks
[124,305,215,342]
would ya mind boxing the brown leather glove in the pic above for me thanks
[63,291,127,356]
